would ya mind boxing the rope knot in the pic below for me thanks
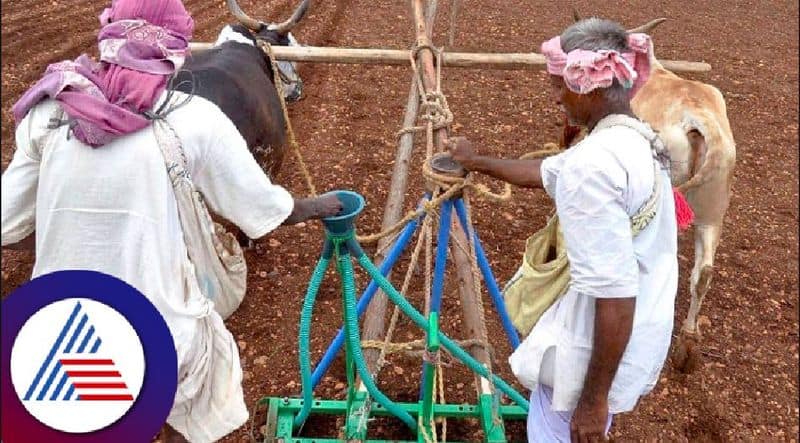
[420,91,453,130]
[422,349,441,365]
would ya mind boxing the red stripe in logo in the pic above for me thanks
[59,359,114,365]
[66,371,121,377]
[72,382,128,389]
[77,394,135,401]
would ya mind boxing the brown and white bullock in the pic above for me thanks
[629,18,736,371]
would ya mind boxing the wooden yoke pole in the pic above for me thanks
[187,43,712,73]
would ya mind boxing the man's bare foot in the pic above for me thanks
[161,424,189,443]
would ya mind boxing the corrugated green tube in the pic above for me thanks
[357,254,530,411]
[294,247,332,428]
[339,252,418,431]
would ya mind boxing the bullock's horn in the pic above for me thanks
[271,0,311,35]
[627,17,667,34]
[226,0,263,31]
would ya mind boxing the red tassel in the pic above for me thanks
[673,188,695,231]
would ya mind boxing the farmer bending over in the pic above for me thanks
[1,1,340,442]
[447,18,678,442]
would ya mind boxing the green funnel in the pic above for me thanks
[321,190,365,236]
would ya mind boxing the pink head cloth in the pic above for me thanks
[12,0,194,147]
[541,33,652,97]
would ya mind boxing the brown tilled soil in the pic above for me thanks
[2,0,798,441]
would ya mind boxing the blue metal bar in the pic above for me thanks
[430,199,453,314]
[453,199,520,349]
[420,199,453,398]
[310,214,421,389]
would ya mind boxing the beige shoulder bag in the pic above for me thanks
[151,117,247,320]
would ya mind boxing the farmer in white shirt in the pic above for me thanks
[0,1,340,442]
[448,18,679,442]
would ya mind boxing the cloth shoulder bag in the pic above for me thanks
[151,117,247,320]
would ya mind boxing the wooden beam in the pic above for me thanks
[360,77,422,373]
[409,0,494,399]
[187,43,712,73]
[359,0,439,376]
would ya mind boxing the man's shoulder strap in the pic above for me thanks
[593,114,666,236]
[594,114,671,169]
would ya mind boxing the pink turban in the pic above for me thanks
[541,33,652,97]
[12,0,194,147]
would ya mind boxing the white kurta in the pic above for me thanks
[1,92,294,442]
[509,114,678,414]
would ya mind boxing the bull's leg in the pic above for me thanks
[674,223,721,372]
[267,143,286,180]
[684,223,721,335]
[253,143,285,185]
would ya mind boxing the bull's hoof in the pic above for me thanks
[673,333,702,374]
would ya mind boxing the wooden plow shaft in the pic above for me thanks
[408,0,496,401]
[359,0,439,376]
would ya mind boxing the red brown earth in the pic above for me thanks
[2,0,798,441]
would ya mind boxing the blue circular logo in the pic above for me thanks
[1,270,178,442]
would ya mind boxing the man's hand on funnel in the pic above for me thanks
[283,195,343,225]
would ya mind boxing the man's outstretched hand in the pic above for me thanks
[284,194,343,225]
[445,136,545,189]
[311,194,344,219]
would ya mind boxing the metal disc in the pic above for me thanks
[430,153,466,177]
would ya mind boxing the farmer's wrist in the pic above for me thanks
[579,384,610,406]
[460,154,484,171]
[285,198,314,224]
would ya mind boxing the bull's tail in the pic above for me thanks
[676,109,734,193]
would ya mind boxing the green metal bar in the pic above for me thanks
[345,390,369,440]
[276,399,295,440]
[420,313,440,442]
[356,254,530,410]
[282,439,424,443]
[264,397,281,440]
[261,397,528,420]
[264,397,527,442]
[478,393,507,443]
